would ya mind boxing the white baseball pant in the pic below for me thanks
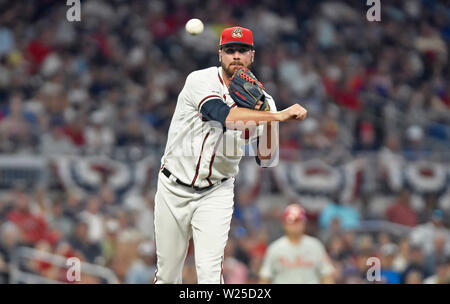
[153,171,234,284]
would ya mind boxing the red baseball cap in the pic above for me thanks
[282,204,307,224]
[219,26,254,48]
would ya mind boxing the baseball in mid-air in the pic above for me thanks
[185,18,204,35]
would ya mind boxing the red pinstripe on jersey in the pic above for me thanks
[206,132,224,185]
[191,131,211,186]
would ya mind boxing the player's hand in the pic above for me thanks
[276,104,307,121]
[254,100,264,111]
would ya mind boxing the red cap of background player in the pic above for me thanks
[282,204,307,223]
[219,26,254,48]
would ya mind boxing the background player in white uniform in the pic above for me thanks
[153,26,308,284]
[259,204,335,284]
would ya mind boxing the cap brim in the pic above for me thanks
[220,41,254,48]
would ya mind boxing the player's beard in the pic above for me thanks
[222,60,251,78]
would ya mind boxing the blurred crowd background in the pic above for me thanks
[0,0,449,284]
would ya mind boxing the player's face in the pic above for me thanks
[283,220,306,237]
[219,44,255,78]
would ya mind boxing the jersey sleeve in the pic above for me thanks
[255,93,277,142]
[259,246,275,281]
[315,242,335,278]
[265,93,277,113]
[254,93,278,166]
[185,71,224,112]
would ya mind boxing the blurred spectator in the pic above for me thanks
[320,217,345,245]
[26,27,53,73]
[47,199,73,238]
[424,232,449,275]
[401,245,428,284]
[98,185,118,214]
[102,218,119,268]
[352,119,383,152]
[0,222,23,283]
[79,196,104,243]
[7,191,60,246]
[63,191,84,221]
[378,135,404,192]
[410,210,450,256]
[116,120,146,148]
[423,257,450,284]
[223,238,249,284]
[54,241,80,283]
[386,190,418,227]
[68,219,102,264]
[233,187,263,234]
[85,111,115,154]
[392,237,411,273]
[109,210,142,281]
[319,196,360,230]
[348,249,374,284]
[133,193,155,242]
[41,126,75,155]
[62,116,86,148]
[27,240,60,281]
[414,22,448,67]
[403,125,430,161]
[116,210,142,243]
[182,255,198,284]
[0,0,448,284]
[228,227,252,267]
[356,234,375,254]
[404,270,424,284]
[380,243,402,284]
[0,25,14,57]
[326,233,353,264]
[124,240,156,284]
[377,232,393,248]
[0,94,37,153]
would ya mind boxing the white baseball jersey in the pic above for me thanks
[260,235,335,284]
[161,66,277,188]
[154,66,277,284]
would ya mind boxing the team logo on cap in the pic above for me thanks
[287,208,301,221]
[231,28,243,38]
[283,204,306,223]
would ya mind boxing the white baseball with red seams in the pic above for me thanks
[185,18,204,35]
[154,66,277,284]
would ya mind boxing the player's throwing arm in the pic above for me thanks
[225,67,307,125]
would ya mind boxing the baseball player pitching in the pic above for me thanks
[153,26,307,284]
[259,204,335,284]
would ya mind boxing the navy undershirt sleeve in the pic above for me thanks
[200,99,231,128]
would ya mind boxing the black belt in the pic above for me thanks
[161,167,228,192]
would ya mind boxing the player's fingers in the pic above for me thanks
[294,112,306,120]
[297,108,307,120]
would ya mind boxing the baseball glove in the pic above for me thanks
[228,68,270,111]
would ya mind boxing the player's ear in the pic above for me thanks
[251,50,255,63]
